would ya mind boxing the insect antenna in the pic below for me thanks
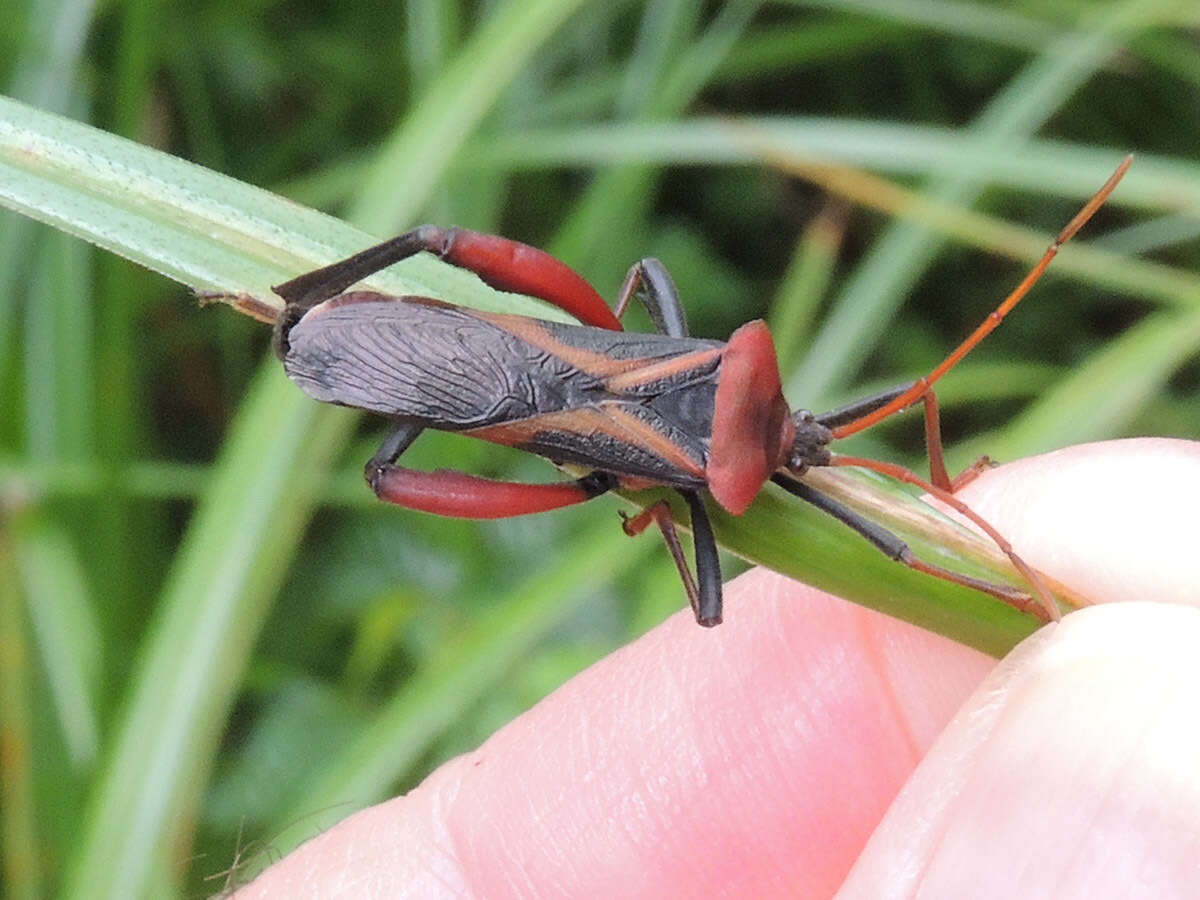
[830,154,1132,440]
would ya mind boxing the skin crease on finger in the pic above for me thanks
[236,438,1200,899]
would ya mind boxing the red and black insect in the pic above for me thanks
[272,157,1130,627]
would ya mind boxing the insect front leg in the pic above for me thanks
[621,490,723,627]
[816,383,988,492]
[770,474,1052,621]
[824,456,1059,620]
[609,259,726,621]
[912,389,997,491]
[365,423,618,518]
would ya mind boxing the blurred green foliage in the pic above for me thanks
[1,0,1197,896]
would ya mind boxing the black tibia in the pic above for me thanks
[621,491,721,626]
[680,490,723,626]
[622,500,700,619]
[814,382,916,429]
[770,473,1040,612]
[364,423,423,497]
[272,227,452,359]
[366,423,423,473]
[615,259,689,338]
[274,226,450,311]
[771,473,908,559]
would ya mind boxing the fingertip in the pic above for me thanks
[239,570,993,898]
[430,569,994,898]
[841,601,1200,899]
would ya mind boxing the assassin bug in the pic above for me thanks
[271,156,1130,627]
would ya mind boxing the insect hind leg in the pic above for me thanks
[274,226,622,331]
[274,228,446,311]
[367,422,424,471]
[366,423,617,518]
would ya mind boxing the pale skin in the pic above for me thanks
[235,438,1200,899]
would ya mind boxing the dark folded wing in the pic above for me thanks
[285,294,589,427]
[284,293,722,482]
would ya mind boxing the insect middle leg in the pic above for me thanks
[622,490,723,626]
[365,423,618,517]
[770,473,1052,621]
[613,258,690,338]
[608,263,726,622]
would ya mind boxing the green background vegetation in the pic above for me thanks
[1,0,1197,896]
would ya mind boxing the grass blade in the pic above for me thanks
[7,1,600,895]
[59,373,348,900]
[0,532,41,900]
[348,0,593,231]
[953,309,1200,466]
[791,0,1180,405]
[0,95,547,318]
[10,511,100,768]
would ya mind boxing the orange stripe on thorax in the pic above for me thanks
[603,348,722,392]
